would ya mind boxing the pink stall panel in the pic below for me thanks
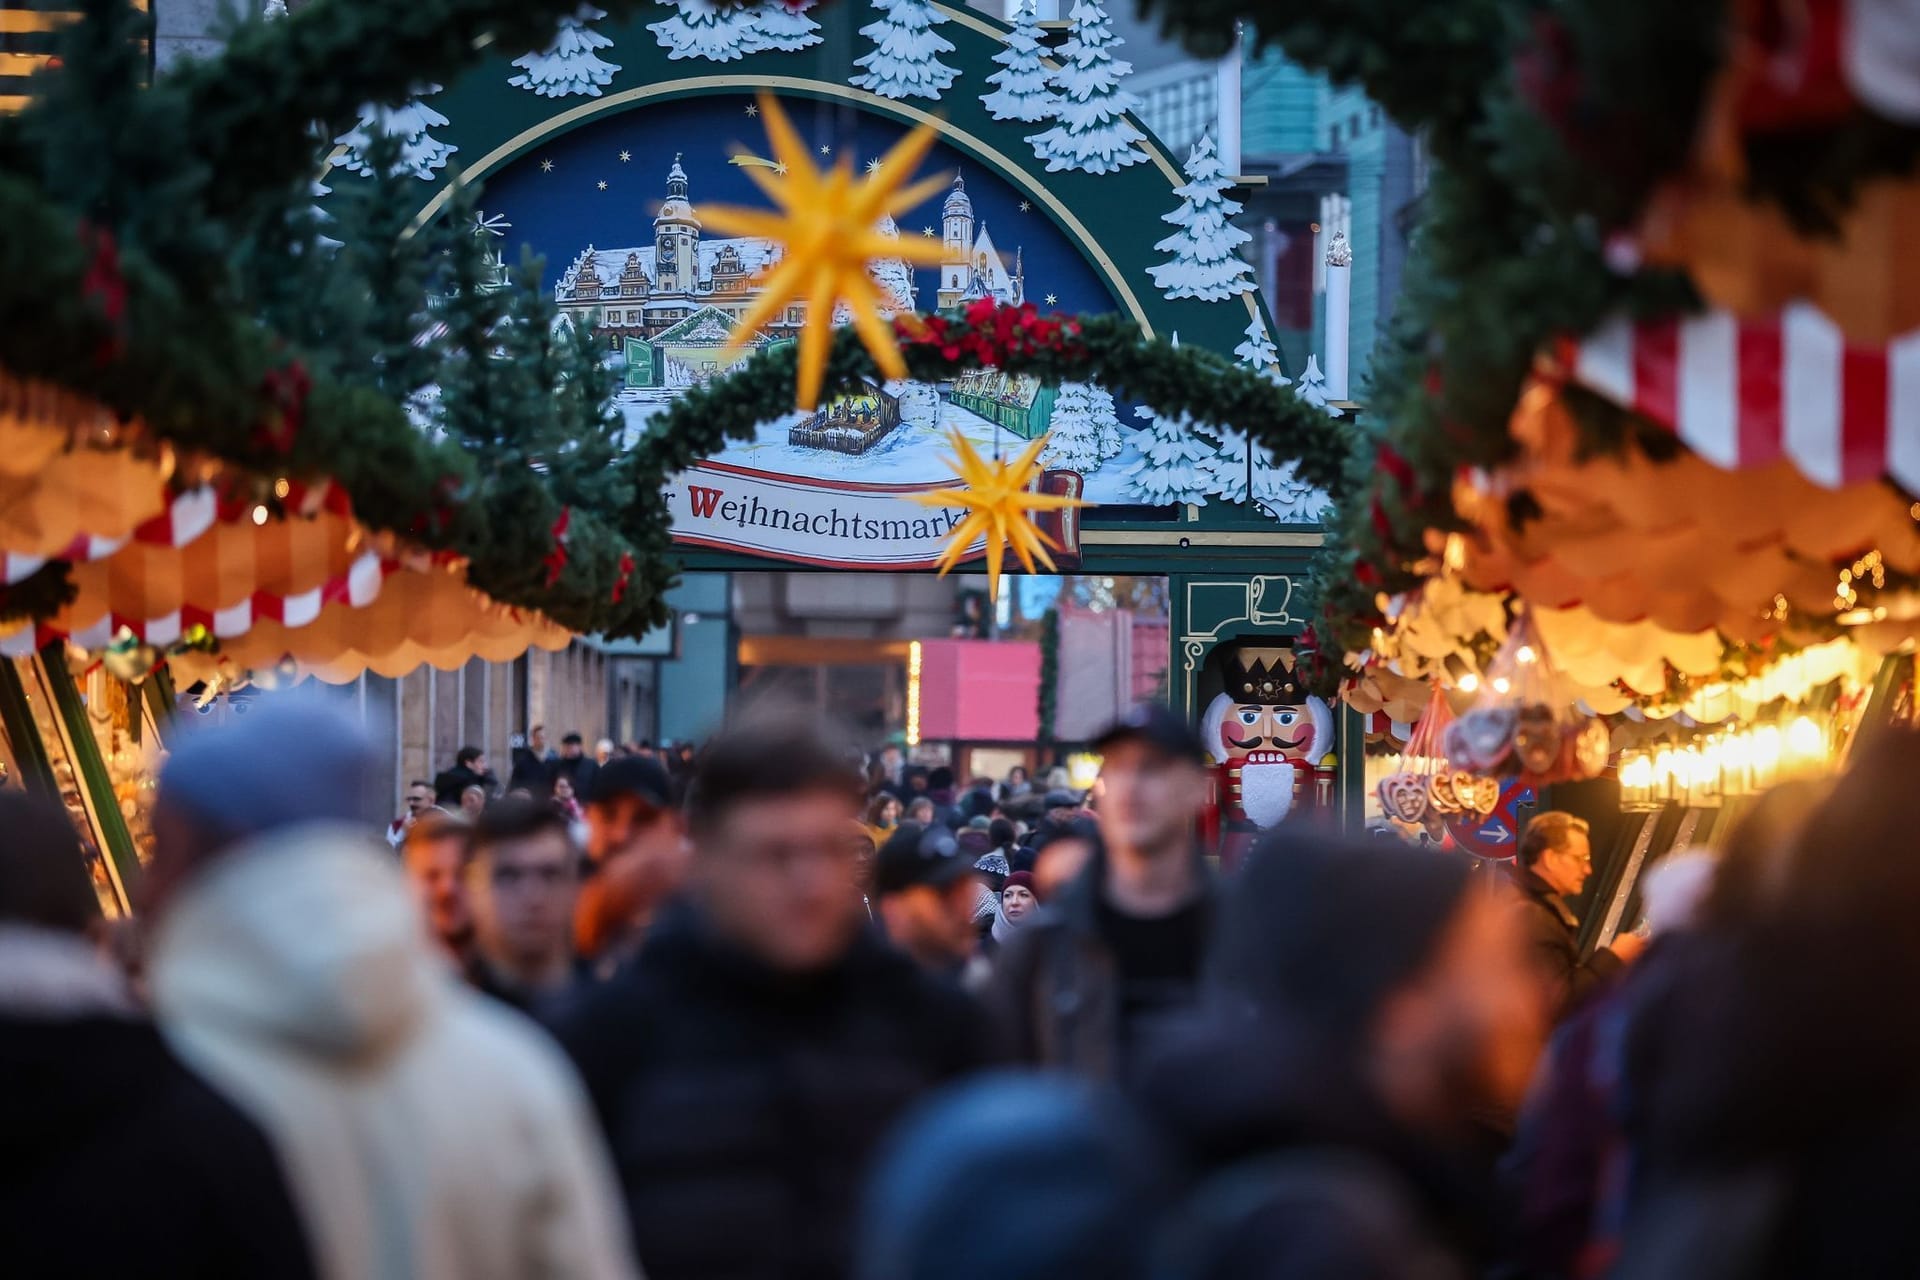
[916,638,1040,743]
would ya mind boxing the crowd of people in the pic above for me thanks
[3,691,1912,1279]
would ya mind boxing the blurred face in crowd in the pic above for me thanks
[467,753,489,776]
[876,796,901,827]
[460,786,486,818]
[885,877,983,968]
[405,783,435,819]
[906,797,936,826]
[691,786,865,972]
[529,726,548,755]
[404,828,473,956]
[469,827,578,974]
[852,830,877,893]
[553,774,576,806]
[1002,882,1036,923]
[1098,739,1208,858]
[1372,890,1548,1128]
[561,738,584,760]
[1537,828,1594,897]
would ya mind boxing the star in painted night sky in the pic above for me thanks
[745,101,759,117]
[539,158,554,172]
[866,157,883,174]
[819,143,832,156]
[922,226,935,237]
[1044,293,1058,305]
[618,150,632,162]
[1019,199,1032,212]
[596,180,608,190]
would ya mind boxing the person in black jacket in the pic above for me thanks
[1139,832,1548,1280]
[1510,811,1644,1022]
[556,710,991,1280]
[433,744,496,807]
[0,791,314,1279]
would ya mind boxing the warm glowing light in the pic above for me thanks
[905,640,923,748]
[251,504,269,526]
[1491,676,1511,694]
[1065,752,1103,791]
[1786,715,1824,761]
[1514,644,1537,665]
[273,477,291,499]
[1457,673,1480,693]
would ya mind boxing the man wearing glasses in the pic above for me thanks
[1512,811,1644,1023]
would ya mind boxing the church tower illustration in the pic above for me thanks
[653,154,699,295]
[937,173,1025,310]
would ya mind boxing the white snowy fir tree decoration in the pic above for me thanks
[335,88,458,180]
[1120,405,1213,506]
[851,0,959,102]
[1235,312,1283,371]
[1041,382,1106,472]
[981,0,1055,123]
[1201,319,1330,519]
[511,6,622,99]
[1296,354,1342,416]
[1090,384,1124,460]
[1149,131,1255,301]
[650,0,762,63]
[1026,0,1148,175]
[750,0,822,53]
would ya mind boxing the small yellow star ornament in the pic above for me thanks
[910,431,1092,599]
[701,93,951,409]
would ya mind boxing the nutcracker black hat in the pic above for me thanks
[1223,647,1307,706]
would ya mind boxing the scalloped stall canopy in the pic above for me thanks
[338,0,1325,573]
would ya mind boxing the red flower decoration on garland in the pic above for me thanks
[612,552,635,604]
[895,301,1088,371]
[78,221,127,364]
[543,506,572,588]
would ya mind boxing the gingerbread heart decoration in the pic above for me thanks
[1378,771,1429,823]
[1428,773,1462,814]
[1448,770,1480,811]
[1468,776,1500,814]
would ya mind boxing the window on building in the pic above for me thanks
[1369,106,1380,128]
[1329,123,1341,146]
[1349,112,1360,136]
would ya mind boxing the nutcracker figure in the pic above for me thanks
[1200,646,1335,859]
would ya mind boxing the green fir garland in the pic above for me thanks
[1037,606,1060,748]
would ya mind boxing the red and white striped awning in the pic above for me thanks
[2,486,218,584]
[1568,303,1920,493]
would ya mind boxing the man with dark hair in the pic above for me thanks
[0,790,316,1277]
[466,797,588,1021]
[558,709,991,1280]
[1512,810,1642,1020]
[403,810,476,966]
[508,725,557,796]
[434,745,495,807]
[993,704,1216,1082]
[574,754,685,964]
[388,778,437,848]
[551,732,601,801]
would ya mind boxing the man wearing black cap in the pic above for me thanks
[991,703,1218,1082]
[574,754,685,965]
[873,822,985,976]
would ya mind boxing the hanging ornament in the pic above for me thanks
[909,430,1091,600]
[1443,606,1610,783]
[698,93,951,409]
[612,551,635,603]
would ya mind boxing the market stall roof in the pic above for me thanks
[1569,305,1920,493]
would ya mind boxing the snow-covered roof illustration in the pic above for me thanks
[558,239,780,296]
[969,223,1016,297]
[651,305,742,346]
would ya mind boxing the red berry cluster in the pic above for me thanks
[896,300,1086,370]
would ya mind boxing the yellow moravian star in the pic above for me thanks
[701,93,952,410]
[910,431,1093,599]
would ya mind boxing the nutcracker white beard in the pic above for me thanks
[1239,761,1296,828]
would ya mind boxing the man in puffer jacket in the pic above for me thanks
[144,698,640,1280]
